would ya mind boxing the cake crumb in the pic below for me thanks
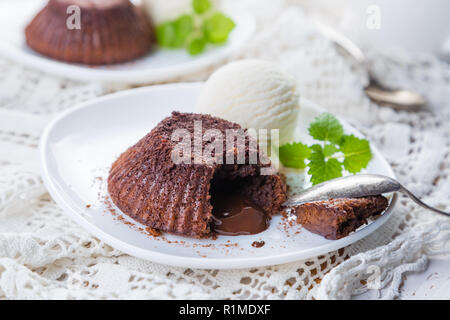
[146,227,162,237]
[252,240,265,248]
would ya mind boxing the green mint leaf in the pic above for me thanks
[204,12,236,44]
[323,144,339,157]
[282,112,373,185]
[279,142,311,169]
[193,0,211,14]
[340,135,372,174]
[172,14,194,47]
[156,22,177,47]
[308,113,344,144]
[308,144,343,185]
[188,36,207,55]
[157,15,194,48]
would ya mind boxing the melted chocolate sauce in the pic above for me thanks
[211,194,269,236]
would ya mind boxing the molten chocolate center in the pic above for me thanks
[211,194,269,236]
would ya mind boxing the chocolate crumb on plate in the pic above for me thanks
[252,240,265,248]
[146,227,162,237]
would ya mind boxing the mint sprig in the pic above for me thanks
[204,12,236,44]
[308,144,343,185]
[188,36,207,55]
[156,0,235,55]
[308,112,344,144]
[279,142,311,169]
[193,0,212,14]
[340,134,372,174]
[156,15,194,48]
[279,112,373,185]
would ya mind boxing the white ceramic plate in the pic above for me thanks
[40,83,397,269]
[0,0,254,84]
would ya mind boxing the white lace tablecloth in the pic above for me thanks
[0,0,449,300]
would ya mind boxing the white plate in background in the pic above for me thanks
[40,83,397,269]
[0,0,254,84]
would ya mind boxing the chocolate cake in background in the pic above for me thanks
[25,0,155,65]
[108,112,287,238]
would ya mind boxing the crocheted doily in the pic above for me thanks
[0,0,449,299]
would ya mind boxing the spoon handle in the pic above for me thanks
[399,186,450,217]
[313,20,367,64]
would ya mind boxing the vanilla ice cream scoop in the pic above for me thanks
[196,60,300,145]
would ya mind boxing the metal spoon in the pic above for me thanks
[284,174,449,217]
[314,21,427,110]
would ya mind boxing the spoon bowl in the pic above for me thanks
[365,83,427,110]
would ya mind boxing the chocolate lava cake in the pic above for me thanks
[108,112,287,238]
[291,196,389,240]
[25,0,155,65]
